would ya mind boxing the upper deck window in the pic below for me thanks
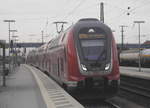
[81,40,104,47]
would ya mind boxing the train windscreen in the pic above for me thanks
[80,39,105,61]
[78,27,106,61]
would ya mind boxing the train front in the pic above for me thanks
[67,18,120,99]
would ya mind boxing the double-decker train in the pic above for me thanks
[26,18,120,99]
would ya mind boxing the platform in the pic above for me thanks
[0,64,83,108]
[120,66,150,80]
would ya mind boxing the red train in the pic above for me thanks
[27,18,120,99]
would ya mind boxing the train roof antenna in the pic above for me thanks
[53,21,67,34]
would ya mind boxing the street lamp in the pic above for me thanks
[134,21,145,72]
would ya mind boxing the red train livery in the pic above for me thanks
[27,18,120,99]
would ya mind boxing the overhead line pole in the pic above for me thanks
[10,30,18,68]
[41,30,44,44]
[3,20,16,73]
[12,35,18,66]
[119,25,127,51]
[134,21,145,72]
[100,2,104,23]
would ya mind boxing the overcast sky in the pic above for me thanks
[0,0,150,44]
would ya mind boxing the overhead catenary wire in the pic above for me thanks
[41,0,86,38]
[105,0,150,25]
[68,3,99,17]
[62,0,87,20]
[2,0,150,44]
[127,1,150,14]
[49,0,81,20]
[44,0,88,37]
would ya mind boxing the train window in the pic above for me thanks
[81,40,104,47]
[49,60,51,72]
[48,36,61,49]
[46,60,48,69]
[60,58,64,72]
[57,58,60,76]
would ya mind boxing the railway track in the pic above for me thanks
[80,99,120,108]
[120,75,150,107]
[121,81,150,99]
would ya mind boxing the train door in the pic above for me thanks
[42,54,44,69]
[57,57,65,83]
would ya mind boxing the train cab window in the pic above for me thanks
[81,39,105,61]
[78,27,106,61]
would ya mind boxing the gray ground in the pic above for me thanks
[0,65,47,108]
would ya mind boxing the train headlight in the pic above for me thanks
[105,63,110,70]
[81,64,87,71]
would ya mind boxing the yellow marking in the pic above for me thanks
[79,34,105,38]
[25,65,56,108]
[142,55,150,57]
[79,34,88,38]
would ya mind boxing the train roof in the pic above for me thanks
[78,18,99,22]
[30,18,113,54]
[121,49,150,54]
[74,18,112,36]
[121,49,139,53]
